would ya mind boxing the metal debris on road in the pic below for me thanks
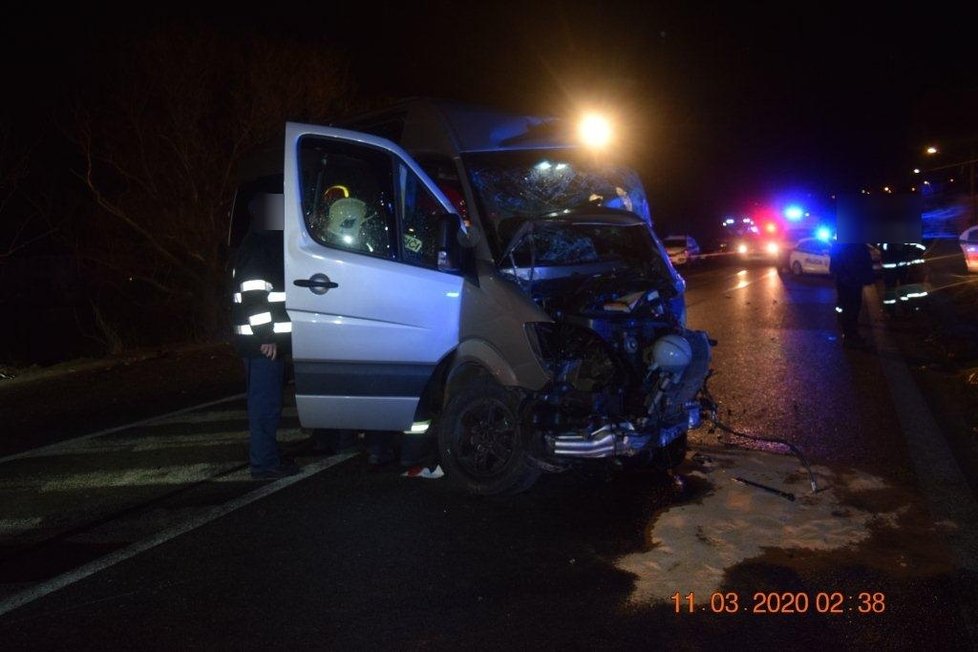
[732,476,796,502]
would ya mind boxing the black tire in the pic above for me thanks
[437,379,542,496]
[791,261,803,276]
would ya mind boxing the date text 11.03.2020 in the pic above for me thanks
[671,591,886,614]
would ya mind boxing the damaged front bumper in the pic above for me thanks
[547,407,698,459]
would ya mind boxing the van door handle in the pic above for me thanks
[294,273,338,295]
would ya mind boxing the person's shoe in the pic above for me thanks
[250,460,301,479]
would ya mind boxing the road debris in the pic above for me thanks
[732,476,795,501]
[401,464,444,479]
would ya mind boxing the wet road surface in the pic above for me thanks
[0,258,976,649]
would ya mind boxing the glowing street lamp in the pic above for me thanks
[921,142,978,226]
[578,113,613,149]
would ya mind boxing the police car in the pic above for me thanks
[786,237,833,275]
[786,238,883,276]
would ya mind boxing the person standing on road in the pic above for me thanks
[880,241,928,315]
[231,193,300,480]
[829,241,876,348]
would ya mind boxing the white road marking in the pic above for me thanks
[0,394,248,464]
[16,425,306,457]
[35,463,243,490]
[0,452,357,618]
[0,517,43,535]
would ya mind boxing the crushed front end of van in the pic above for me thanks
[435,207,712,495]
[279,99,713,495]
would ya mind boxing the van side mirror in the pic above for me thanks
[457,221,481,249]
[436,213,478,273]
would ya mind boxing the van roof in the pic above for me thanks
[235,98,575,185]
[334,97,574,156]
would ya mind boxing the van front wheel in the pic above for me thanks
[437,379,541,496]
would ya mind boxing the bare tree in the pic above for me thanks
[66,24,356,347]
[0,126,58,262]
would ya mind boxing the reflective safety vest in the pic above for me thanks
[883,282,929,306]
[230,230,291,358]
[880,242,926,270]
[880,242,928,306]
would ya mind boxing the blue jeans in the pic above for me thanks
[244,355,286,472]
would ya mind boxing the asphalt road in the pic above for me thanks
[0,255,976,650]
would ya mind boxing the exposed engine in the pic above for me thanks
[526,274,712,469]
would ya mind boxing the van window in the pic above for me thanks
[298,136,396,259]
[400,165,449,269]
[417,156,469,220]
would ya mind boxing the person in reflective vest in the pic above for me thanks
[829,241,876,348]
[231,198,298,479]
[880,242,928,315]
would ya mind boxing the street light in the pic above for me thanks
[920,143,978,227]
[578,113,613,149]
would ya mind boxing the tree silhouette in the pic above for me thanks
[65,24,356,348]
[0,126,55,262]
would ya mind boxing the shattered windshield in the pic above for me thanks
[506,220,664,271]
[462,149,652,258]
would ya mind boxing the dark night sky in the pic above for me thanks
[4,2,977,238]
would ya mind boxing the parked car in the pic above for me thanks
[662,235,701,266]
[786,237,833,275]
[775,227,813,271]
[960,225,978,273]
[785,238,882,276]
[733,233,780,264]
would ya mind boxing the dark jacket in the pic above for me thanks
[230,230,292,358]
[830,242,875,287]
[880,242,926,276]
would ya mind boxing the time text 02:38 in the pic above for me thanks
[671,591,886,614]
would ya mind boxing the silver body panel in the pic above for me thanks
[284,123,465,431]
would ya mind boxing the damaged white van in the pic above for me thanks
[236,99,713,495]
